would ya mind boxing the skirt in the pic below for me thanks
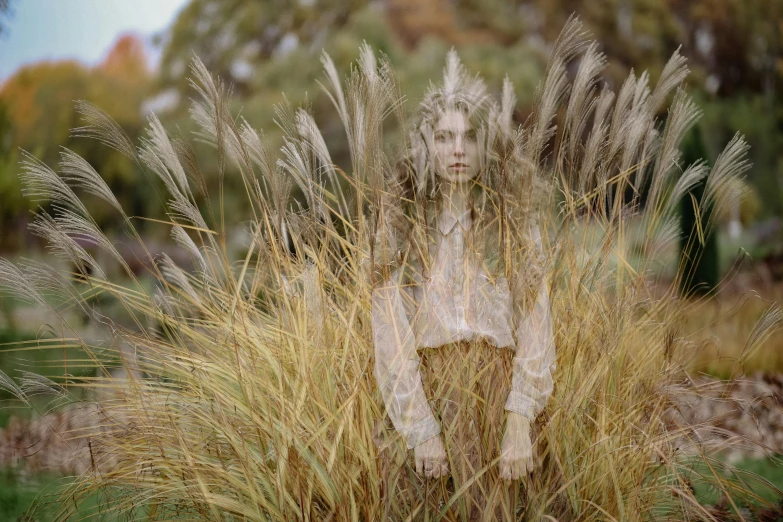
[375,341,524,521]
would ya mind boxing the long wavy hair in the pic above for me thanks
[379,50,539,286]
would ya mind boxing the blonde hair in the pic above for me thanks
[403,51,483,190]
[374,49,540,284]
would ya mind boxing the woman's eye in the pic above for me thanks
[435,134,448,142]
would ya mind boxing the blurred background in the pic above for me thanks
[1,0,781,276]
[0,0,781,517]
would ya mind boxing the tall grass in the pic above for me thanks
[682,281,783,378]
[1,18,780,521]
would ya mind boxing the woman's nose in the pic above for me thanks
[453,136,465,156]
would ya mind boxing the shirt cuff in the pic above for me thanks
[403,415,441,450]
[504,390,537,420]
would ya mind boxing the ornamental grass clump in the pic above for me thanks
[1,18,780,521]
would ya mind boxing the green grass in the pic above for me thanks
[0,469,129,521]
[0,328,102,430]
[686,454,783,509]
[0,470,70,521]
[0,458,778,521]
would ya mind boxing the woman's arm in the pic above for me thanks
[372,269,441,450]
[505,221,555,419]
[500,222,555,479]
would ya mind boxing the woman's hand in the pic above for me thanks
[499,412,534,480]
[414,435,449,479]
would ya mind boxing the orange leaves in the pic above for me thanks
[0,33,150,162]
[99,33,150,83]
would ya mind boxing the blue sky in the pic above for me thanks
[0,0,190,81]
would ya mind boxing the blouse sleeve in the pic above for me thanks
[505,223,556,420]
[372,268,441,449]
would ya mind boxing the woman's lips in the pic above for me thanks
[449,163,469,170]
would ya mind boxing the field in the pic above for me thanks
[1,275,783,518]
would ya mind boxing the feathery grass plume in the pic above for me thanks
[189,54,269,230]
[241,123,293,241]
[648,89,701,212]
[577,87,614,194]
[168,197,209,231]
[319,51,350,133]
[295,110,338,195]
[276,103,328,226]
[320,44,397,200]
[525,16,589,167]
[144,114,191,199]
[607,72,641,162]
[138,115,206,234]
[171,225,207,273]
[28,212,106,281]
[171,133,210,200]
[17,259,86,312]
[738,304,783,369]
[702,133,752,233]
[0,368,27,403]
[663,160,709,221]
[561,42,606,177]
[649,48,690,113]
[19,151,90,217]
[138,133,187,202]
[499,76,516,134]
[58,148,124,214]
[71,100,136,159]
[188,55,237,167]
[50,207,130,274]
[19,371,68,400]
[4,17,776,522]
[157,253,201,305]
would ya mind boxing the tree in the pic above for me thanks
[0,0,13,36]
[668,0,783,98]
[157,0,369,94]
[1,61,92,164]
[0,98,30,251]
[0,34,157,245]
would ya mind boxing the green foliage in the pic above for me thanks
[1,0,781,257]
[0,469,49,521]
[158,0,370,92]
[0,38,159,242]
[0,471,111,521]
[680,125,720,296]
[700,94,783,219]
[0,328,33,345]
[0,100,33,250]
[516,0,782,98]
[686,455,783,507]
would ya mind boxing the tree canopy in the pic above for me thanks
[0,34,156,247]
[1,0,781,249]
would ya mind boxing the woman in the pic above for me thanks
[372,51,555,520]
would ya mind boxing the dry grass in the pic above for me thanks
[0,18,780,521]
[682,279,783,378]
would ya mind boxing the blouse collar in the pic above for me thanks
[436,207,473,235]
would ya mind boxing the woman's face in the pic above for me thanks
[432,108,481,184]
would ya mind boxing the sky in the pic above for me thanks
[0,0,190,81]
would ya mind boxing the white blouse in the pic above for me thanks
[372,207,556,449]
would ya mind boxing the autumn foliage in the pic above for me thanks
[0,34,153,246]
